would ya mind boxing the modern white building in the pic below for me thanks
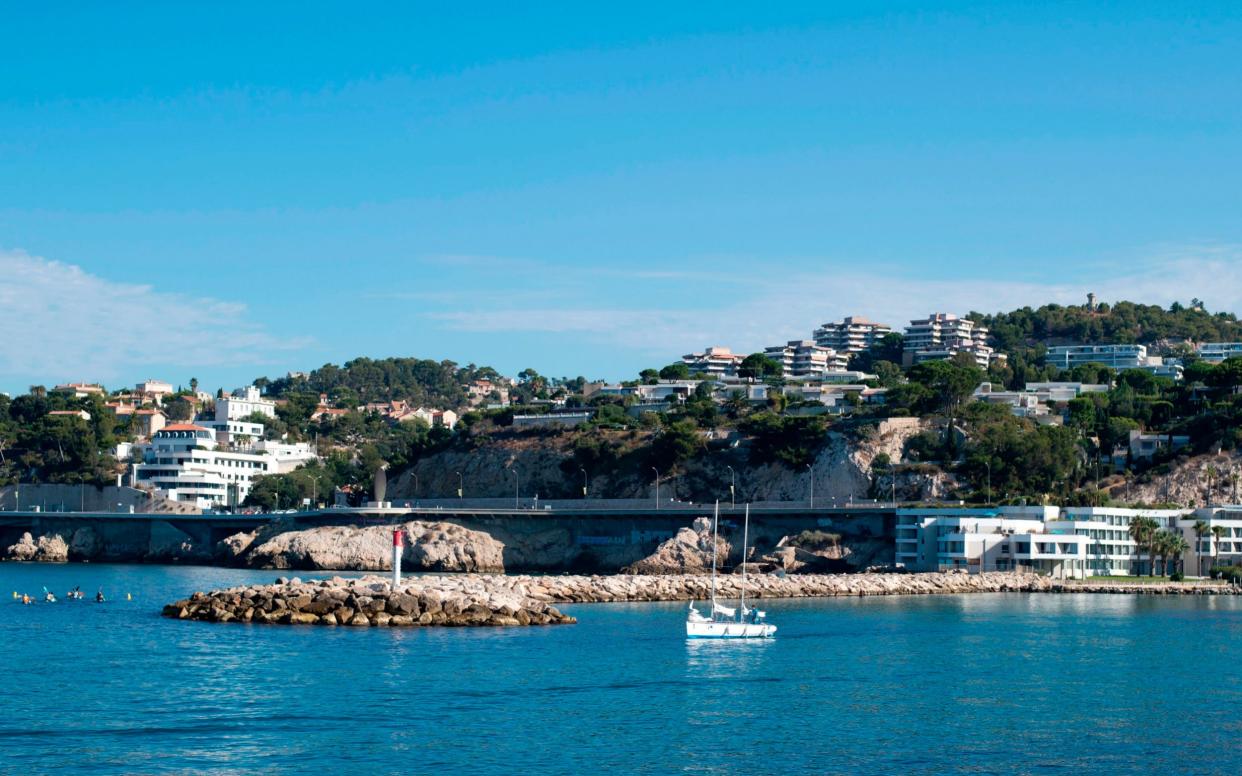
[1196,343,1242,364]
[1050,507,1185,576]
[813,316,892,354]
[681,346,746,378]
[1045,344,1147,371]
[895,507,1090,578]
[52,382,105,398]
[133,423,277,509]
[135,380,174,402]
[216,385,277,421]
[896,505,1237,578]
[763,340,848,378]
[903,313,997,368]
[1180,507,1242,575]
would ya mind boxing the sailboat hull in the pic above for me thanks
[685,621,776,639]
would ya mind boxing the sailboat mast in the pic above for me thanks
[740,504,748,621]
[710,500,719,610]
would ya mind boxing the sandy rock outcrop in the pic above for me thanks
[4,532,69,562]
[623,517,732,574]
[222,520,506,572]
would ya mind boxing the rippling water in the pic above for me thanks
[1,564,1240,775]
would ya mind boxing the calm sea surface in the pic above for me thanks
[1,564,1240,775]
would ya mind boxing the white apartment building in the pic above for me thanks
[902,313,997,368]
[216,385,277,421]
[682,346,746,378]
[133,423,277,509]
[813,316,892,354]
[1045,344,1147,371]
[763,340,849,378]
[896,507,1090,578]
[1180,507,1242,575]
[1197,343,1242,364]
[52,382,105,398]
[897,506,1211,578]
[136,380,174,402]
[1050,507,1185,576]
[1023,382,1110,402]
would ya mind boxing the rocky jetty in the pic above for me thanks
[163,574,575,627]
[218,520,505,572]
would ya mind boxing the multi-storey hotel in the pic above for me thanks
[902,313,997,368]
[763,340,849,378]
[681,346,746,378]
[812,316,892,354]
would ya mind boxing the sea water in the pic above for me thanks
[1,563,1240,775]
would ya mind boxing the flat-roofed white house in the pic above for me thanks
[216,385,277,421]
[1196,343,1242,364]
[133,423,277,509]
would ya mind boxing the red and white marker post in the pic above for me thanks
[392,529,404,587]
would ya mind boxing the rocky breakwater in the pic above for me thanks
[164,570,1051,628]
[163,574,576,627]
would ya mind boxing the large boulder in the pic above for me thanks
[623,517,731,574]
[239,520,505,572]
[4,532,69,562]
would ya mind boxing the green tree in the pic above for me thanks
[738,353,783,380]
[658,363,692,380]
[907,360,984,420]
[638,369,660,385]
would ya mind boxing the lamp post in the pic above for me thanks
[985,461,992,505]
[308,475,321,509]
[651,467,660,510]
[726,465,736,508]
[579,467,588,498]
[806,464,814,509]
[455,471,463,500]
[511,468,519,509]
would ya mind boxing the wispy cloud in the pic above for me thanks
[423,243,1242,361]
[0,250,311,386]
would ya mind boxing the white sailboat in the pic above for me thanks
[686,502,776,639]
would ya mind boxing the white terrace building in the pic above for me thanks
[681,346,746,378]
[1045,344,1147,371]
[763,340,849,378]
[133,424,277,509]
[1180,507,1242,575]
[896,507,1091,579]
[1197,343,1242,364]
[812,316,892,354]
[216,385,277,421]
[903,313,997,368]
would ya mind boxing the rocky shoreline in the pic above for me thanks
[162,570,1238,629]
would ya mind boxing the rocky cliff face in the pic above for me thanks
[389,418,940,505]
[1119,451,1242,507]
[219,520,506,572]
[2,522,211,563]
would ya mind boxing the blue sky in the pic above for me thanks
[3,2,1242,394]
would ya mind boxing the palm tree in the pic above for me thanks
[1167,533,1189,577]
[1205,464,1218,506]
[1212,525,1227,575]
[1129,516,1159,576]
[1194,519,1209,576]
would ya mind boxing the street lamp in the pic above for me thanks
[511,468,520,509]
[984,461,992,505]
[579,467,588,498]
[455,471,463,500]
[806,463,814,509]
[726,465,736,508]
[308,474,321,509]
[651,467,660,510]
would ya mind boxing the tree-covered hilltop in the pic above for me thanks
[257,358,498,410]
[974,299,1242,352]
